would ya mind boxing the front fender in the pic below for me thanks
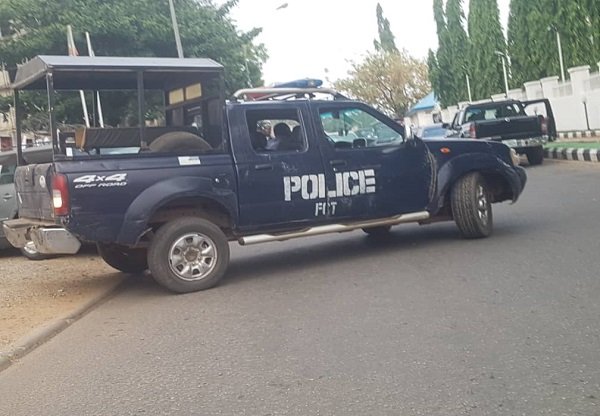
[116,176,238,245]
[431,152,526,213]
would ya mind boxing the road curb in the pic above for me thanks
[558,131,600,139]
[0,278,123,373]
[544,147,600,163]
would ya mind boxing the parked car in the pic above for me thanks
[4,56,526,293]
[0,146,54,259]
[416,124,450,140]
[446,99,556,165]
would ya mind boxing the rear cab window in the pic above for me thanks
[244,108,307,153]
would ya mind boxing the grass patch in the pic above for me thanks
[545,141,600,149]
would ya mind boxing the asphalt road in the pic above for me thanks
[1,160,599,416]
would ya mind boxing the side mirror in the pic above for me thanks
[352,138,367,148]
[441,122,449,129]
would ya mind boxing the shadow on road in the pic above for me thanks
[116,216,545,296]
[223,224,465,286]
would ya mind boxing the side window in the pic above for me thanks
[0,164,15,185]
[245,108,306,153]
[318,107,403,149]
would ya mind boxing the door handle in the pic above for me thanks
[254,164,273,171]
[363,164,381,170]
[329,160,347,167]
[2,193,13,201]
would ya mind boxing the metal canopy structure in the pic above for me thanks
[12,55,224,90]
[10,55,226,165]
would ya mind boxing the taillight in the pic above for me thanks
[469,123,477,138]
[540,116,548,135]
[52,174,70,216]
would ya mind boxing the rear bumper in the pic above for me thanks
[2,218,80,254]
[500,136,547,151]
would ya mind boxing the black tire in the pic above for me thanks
[451,172,493,239]
[526,146,544,166]
[147,217,230,293]
[20,241,52,261]
[362,226,391,237]
[148,132,211,153]
[97,243,148,273]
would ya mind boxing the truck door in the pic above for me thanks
[311,102,433,220]
[230,102,328,231]
[522,99,557,141]
[0,163,17,223]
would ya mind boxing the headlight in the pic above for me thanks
[510,148,520,166]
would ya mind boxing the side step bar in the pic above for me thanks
[238,211,430,246]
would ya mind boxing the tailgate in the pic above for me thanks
[476,116,542,140]
[14,163,55,221]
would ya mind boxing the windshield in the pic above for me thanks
[464,103,524,122]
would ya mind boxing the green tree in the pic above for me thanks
[442,0,469,105]
[428,0,454,107]
[588,0,600,64]
[558,0,595,69]
[428,0,470,107]
[511,1,558,82]
[373,3,398,53]
[427,49,441,102]
[334,50,430,118]
[507,0,533,87]
[509,0,599,86]
[0,0,266,128]
[468,0,505,100]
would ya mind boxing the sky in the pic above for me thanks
[226,0,510,85]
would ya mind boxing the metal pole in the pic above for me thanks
[556,31,566,82]
[85,32,104,127]
[583,101,590,131]
[46,73,59,153]
[168,0,184,58]
[466,73,472,102]
[137,71,147,148]
[501,56,509,98]
[14,90,25,165]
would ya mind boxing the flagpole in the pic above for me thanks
[67,25,90,128]
[85,32,104,127]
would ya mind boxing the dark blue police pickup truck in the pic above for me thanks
[4,56,526,293]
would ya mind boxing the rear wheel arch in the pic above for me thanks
[147,197,234,237]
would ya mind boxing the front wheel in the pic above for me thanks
[147,218,230,293]
[97,243,148,273]
[451,172,493,239]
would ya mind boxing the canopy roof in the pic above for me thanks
[11,55,224,91]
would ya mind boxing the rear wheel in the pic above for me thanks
[147,217,229,293]
[97,243,148,273]
[526,146,544,166]
[451,172,493,239]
